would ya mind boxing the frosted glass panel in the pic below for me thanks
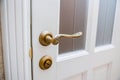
[96,0,117,46]
[59,0,88,53]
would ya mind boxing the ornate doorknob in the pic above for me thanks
[39,31,83,46]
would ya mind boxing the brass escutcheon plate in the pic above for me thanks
[39,31,53,46]
[39,55,52,70]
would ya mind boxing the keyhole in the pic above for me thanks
[39,55,52,70]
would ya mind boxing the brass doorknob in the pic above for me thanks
[39,31,83,46]
[39,55,52,70]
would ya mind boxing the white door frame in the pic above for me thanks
[1,0,31,80]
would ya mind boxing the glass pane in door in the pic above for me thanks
[96,0,117,46]
[59,0,88,53]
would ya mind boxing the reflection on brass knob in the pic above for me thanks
[39,31,83,46]
[39,55,52,70]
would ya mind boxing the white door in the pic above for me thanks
[31,0,120,80]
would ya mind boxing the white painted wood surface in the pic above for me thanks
[0,11,5,80]
[32,0,120,80]
[1,0,120,80]
[1,0,31,80]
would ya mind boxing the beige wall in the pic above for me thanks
[0,14,5,80]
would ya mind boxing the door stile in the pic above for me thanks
[112,0,120,47]
[85,0,100,53]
